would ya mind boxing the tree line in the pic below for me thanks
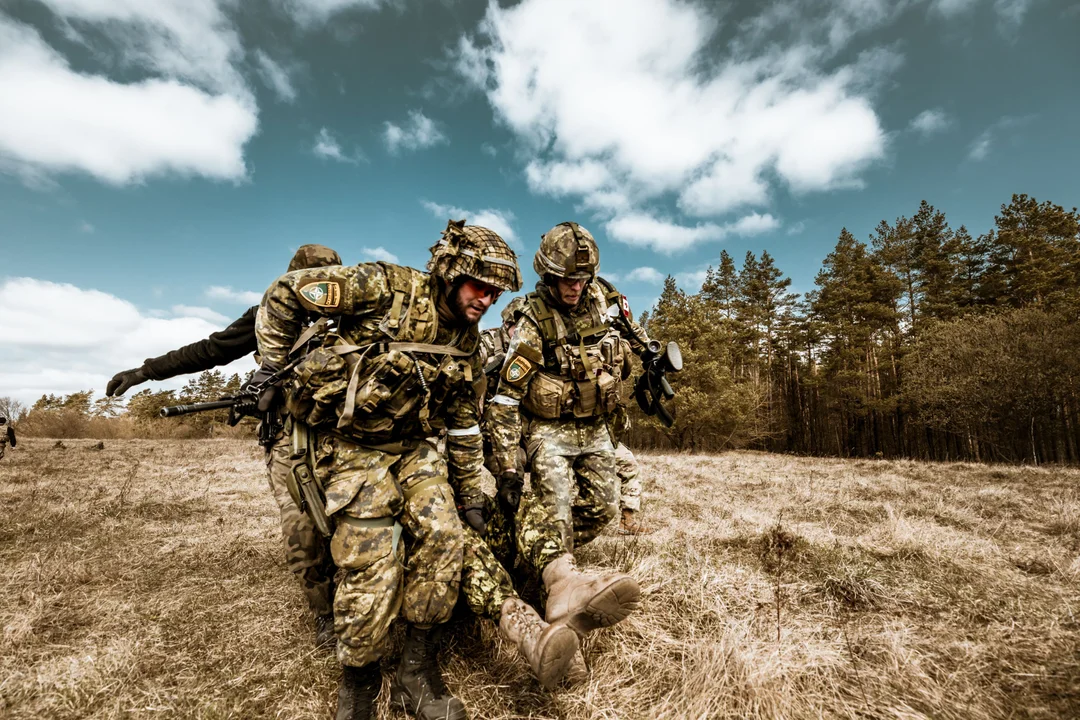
[631,194,1080,464]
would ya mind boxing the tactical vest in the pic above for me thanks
[519,279,629,420]
[284,263,481,441]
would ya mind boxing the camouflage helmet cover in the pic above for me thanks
[428,219,523,292]
[0,415,6,425]
[500,295,529,325]
[288,244,342,272]
[534,221,599,280]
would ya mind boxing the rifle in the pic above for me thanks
[160,359,300,447]
[605,302,683,427]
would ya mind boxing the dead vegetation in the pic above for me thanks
[1,441,1077,719]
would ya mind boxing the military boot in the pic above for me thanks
[335,663,381,720]
[618,508,656,535]
[562,648,590,686]
[316,613,336,652]
[390,624,467,720]
[542,553,641,634]
[498,597,579,689]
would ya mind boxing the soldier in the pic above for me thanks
[0,414,15,460]
[485,221,652,640]
[105,244,342,649]
[255,220,520,720]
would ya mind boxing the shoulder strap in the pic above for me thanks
[377,263,437,343]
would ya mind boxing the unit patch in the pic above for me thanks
[503,356,533,386]
[620,294,632,318]
[300,281,341,308]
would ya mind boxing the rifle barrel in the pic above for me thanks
[160,398,238,418]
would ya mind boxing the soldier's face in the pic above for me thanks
[453,278,501,324]
[554,277,586,307]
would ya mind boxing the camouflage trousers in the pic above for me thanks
[0,439,6,460]
[460,492,519,622]
[524,416,618,573]
[315,435,463,667]
[266,436,336,616]
[615,442,641,512]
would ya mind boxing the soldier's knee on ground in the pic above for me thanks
[331,518,404,667]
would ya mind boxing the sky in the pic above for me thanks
[1,0,1078,406]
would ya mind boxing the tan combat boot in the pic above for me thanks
[499,597,579,689]
[562,648,590,686]
[542,553,642,634]
[618,508,656,535]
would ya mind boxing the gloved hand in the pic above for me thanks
[243,363,281,412]
[462,505,487,536]
[106,367,148,396]
[497,471,523,514]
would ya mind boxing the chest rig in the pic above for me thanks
[285,263,480,440]
[519,280,629,420]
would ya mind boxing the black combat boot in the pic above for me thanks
[335,663,381,720]
[390,624,467,720]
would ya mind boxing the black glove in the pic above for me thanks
[497,471,523,515]
[243,364,281,412]
[106,367,148,396]
[462,505,487,536]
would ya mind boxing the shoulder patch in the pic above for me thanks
[299,281,341,308]
[504,355,533,384]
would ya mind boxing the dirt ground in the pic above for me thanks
[1,438,1077,719]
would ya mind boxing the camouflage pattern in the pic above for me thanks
[459,492,518,622]
[533,222,600,280]
[615,442,641,512]
[287,244,342,273]
[428,219,523,292]
[266,433,336,616]
[316,436,464,667]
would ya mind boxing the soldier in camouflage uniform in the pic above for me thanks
[0,415,14,460]
[485,221,652,640]
[106,245,342,646]
[255,220,520,720]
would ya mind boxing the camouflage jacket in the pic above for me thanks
[477,324,512,407]
[256,262,488,505]
[484,279,648,474]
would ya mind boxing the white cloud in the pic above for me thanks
[676,268,709,292]
[79,221,95,233]
[0,13,256,185]
[968,129,993,161]
[0,277,255,405]
[966,115,1032,162]
[422,200,519,248]
[384,111,448,154]
[625,267,666,284]
[456,0,889,250]
[909,108,951,137]
[313,127,363,163]
[275,0,389,26]
[253,50,297,103]
[932,0,1036,28]
[481,143,497,157]
[205,286,263,304]
[170,305,229,324]
[787,220,807,235]
[605,211,780,253]
[360,246,399,264]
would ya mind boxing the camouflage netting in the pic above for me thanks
[428,219,522,292]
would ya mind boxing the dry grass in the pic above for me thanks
[1,441,1078,719]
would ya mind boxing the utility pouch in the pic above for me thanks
[289,420,334,537]
[286,345,349,427]
[523,370,571,419]
[573,378,598,418]
[597,371,620,414]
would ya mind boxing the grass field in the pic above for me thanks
[1,439,1077,719]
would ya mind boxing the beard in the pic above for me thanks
[450,286,488,325]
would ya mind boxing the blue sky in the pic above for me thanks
[1,0,1078,405]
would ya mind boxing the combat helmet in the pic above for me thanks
[288,244,342,272]
[534,222,599,281]
[500,295,528,326]
[428,219,523,292]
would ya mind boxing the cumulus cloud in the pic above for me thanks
[624,267,665,284]
[253,50,297,103]
[422,200,519,247]
[360,246,399,264]
[605,212,780,253]
[275,0,389,26]
[455,0,889,251]
[909,108,951,137]
[0,16,256,185]
[79,221,95,234]
[0,278,255,405]
[313,127,364,163]
[384,111,447,154]
[205,285,263,304]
